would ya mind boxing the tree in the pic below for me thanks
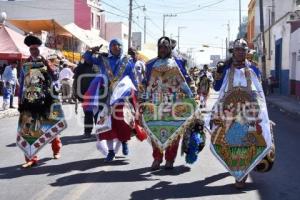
[237,16,248,39]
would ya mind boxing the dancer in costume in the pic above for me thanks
[211,39,275,188]
[197,64,213,108]
[142,37,205,170]
[246,49,261,82]
[17,35,67,168]
[83,39,146,162]
[246,49,258,66]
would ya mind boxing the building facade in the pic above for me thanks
[250,0,300,97]
[247,0,257,49]
[0,0,104,32]
[104,22,129,51]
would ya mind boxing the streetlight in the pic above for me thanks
[177,26,186,52]
[0,12,7,29]
[215,36,224,59]
[186,48,205,67]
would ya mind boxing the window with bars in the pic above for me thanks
[91,13,94,28]
[97,15,100,30]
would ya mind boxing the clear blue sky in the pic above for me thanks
[102,0,250,64]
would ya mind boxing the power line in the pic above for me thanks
[148,17,162,32]
[101,0,128,16]
[145,0,200,7]
[5,3,73,10]
[144,0,226,15]
[132,0,162,32]
[142,2,200,9]
[172,0,226,15]
[133,0,141,7]
[132,19,157,40]
[105,10,128,19]
[146,8,248,14]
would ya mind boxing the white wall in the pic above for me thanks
[254,0,297,39]
[255,0,296,72]
[270,16,291,70]
[254,0,272,38]
[274,0,295,22]
[0,0,74,26]
[105,22,129,51]
[290,28,300,81]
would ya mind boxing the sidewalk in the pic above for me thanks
[0,96,19,119]
[266,94,300,119]
[206,91,300,119]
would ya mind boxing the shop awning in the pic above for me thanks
[8,19,71,36]
[0,26,30,59]
[64,23,108,49]
[8,19,109,52]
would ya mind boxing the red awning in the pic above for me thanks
[0,26,30,60]
[0,53,22,60]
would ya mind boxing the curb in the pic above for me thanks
[266,99,300,119]
[0,109,19,119]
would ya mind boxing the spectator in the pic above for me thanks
[0,64,7,95]
[73,56,100,138]
[59,63,74,104]
[2,61,19,109]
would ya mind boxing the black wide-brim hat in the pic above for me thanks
[24,35,42,47]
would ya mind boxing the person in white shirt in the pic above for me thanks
[59,63,74,103]
[2,61,19,109]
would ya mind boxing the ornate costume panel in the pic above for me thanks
[142,58,198,151]
[17,61,66,159]
[210,66,273,181]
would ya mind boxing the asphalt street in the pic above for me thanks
[0,92,299,200]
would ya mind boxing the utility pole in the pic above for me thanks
[268,0,275,60]
[259,0,267,89]
[163,14,177,36]
[268,8,271,60]
[144,16,149,44]
[271,0,275,24]
[144,16,147,44]
[226,22,231,58]
[177,26,186,52]
[226,37,228,58]
[128,0,133,49]
[239,0,242,32]
[142,6,147,44]
[221,38,224,59]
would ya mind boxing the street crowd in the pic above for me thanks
[2,34,275,189]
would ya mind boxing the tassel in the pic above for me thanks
[185,132,205,164]
[134,122,148,141]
